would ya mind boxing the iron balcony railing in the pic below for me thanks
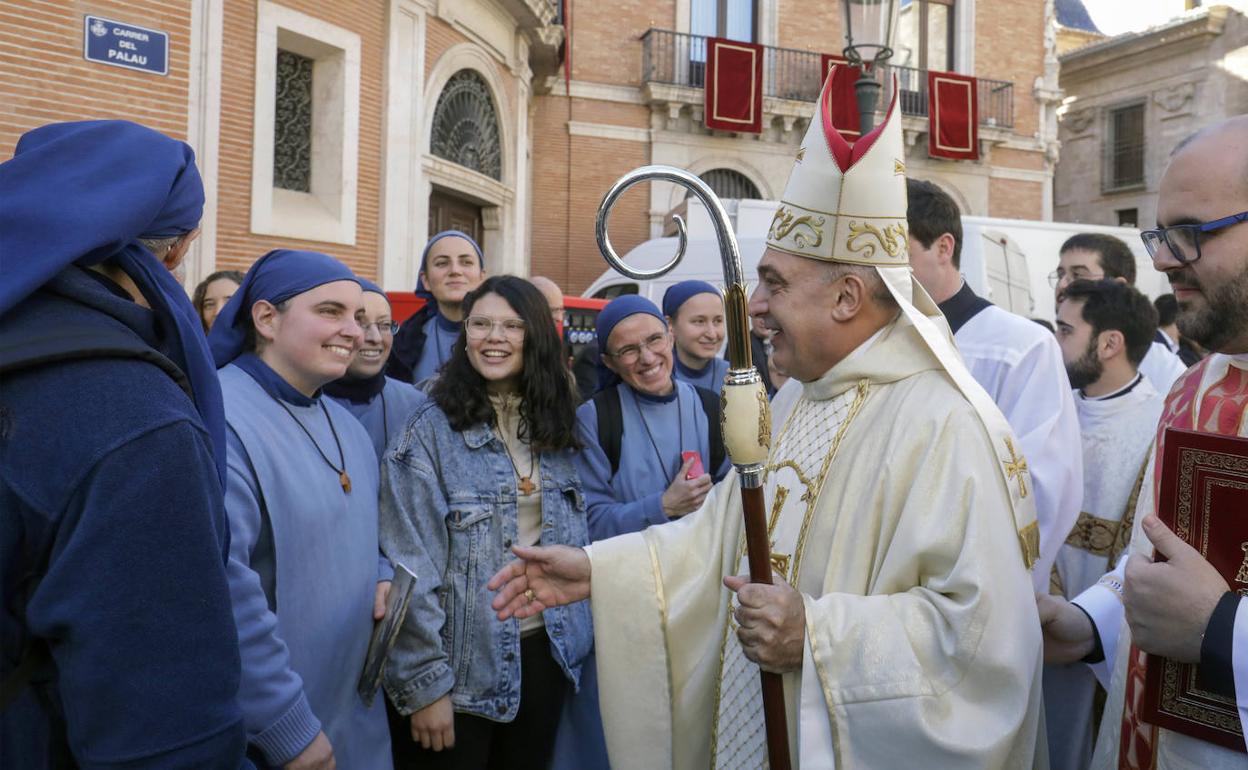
[641,28,1014,130]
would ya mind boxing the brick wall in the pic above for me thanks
[989,177,1043,219]
[570,0,670,85]
[776,0,841,52]
[214,0,385,279]
[976,0,1045,139]
[0,0,192,157]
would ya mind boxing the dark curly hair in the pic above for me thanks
[431,276,580,451]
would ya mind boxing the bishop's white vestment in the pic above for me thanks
[586,316,1046,769]
[1044,375,1163,770]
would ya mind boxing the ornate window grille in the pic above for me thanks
[431,70,503,181]
[274,49,314,192]
[697,168,762,200]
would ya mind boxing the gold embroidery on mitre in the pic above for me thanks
[795,147,806,163]
[845,221,908,259]
[1003,436,1029,499]
[894,158,905,175]
[769,207,826,249]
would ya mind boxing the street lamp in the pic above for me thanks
[842,0,899,136]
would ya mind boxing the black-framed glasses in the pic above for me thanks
[360,321,398,336]
[1140,210,1248,264]
[605,331,670,365]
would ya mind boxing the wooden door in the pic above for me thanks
[428,189,483,245]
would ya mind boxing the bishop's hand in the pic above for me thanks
[1124,515,1229,663]
[489,545,591,620]
[724,573,805,673]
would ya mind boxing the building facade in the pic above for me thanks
[1054,4,1248,228]
[3,0,1058,295]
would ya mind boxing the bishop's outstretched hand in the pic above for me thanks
[489,544,591,620]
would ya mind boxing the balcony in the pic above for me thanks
[640,28,1014,132]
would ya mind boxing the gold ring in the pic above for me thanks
[524,589,537,603]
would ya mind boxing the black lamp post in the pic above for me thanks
[842,0,899,136]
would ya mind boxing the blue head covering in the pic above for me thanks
[662,280,722,318]
[358,278,386,297]
[594,294,667,392]
[208,249,360,367]
[0,120,226,483]
[414,230,484,300]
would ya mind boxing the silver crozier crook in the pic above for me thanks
[595,165,790,770]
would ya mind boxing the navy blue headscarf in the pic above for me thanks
[414,230,484,300]
[208,249,360,367]
[662,280,721,317]
[0,120,226,483]
[594,295,667,392]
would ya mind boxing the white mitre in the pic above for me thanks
[768,69,1040,567]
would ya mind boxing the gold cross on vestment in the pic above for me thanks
[1003,437,1029,499]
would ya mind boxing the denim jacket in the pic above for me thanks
[379,399,593,722]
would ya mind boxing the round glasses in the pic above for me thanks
[465,316,526,341]
[605,331,670,365]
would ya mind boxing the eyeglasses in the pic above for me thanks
[1140,210,1248,265]
[360,321,398,336]
[606,331,670,365]
[465,316,526,341]
[1047,266,1104,287]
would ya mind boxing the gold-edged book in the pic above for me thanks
[358,562,417,707]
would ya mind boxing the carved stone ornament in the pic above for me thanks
[1154,82,1196,114]
[1063,108,1095,136]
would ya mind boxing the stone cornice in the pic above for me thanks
[1059,7,1229,80]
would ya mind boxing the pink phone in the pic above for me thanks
[682,451,705,480]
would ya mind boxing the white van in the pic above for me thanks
[583,198,1166,323]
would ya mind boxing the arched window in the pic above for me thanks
[696,168,762,200]
[430,70,502,181]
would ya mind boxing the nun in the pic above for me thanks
[662,279,729,394]
[385,230,485,385]
[324,279,427,458]
[208,250,392,770]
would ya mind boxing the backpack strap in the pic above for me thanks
[0,323,192,398]
[592,386,625,477]
[693,385,726,475]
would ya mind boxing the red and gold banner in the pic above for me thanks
[927,70,979,160]
[818,54,862,141]
[704,37,764,134]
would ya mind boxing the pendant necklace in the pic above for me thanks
[272,396,352,492]
[499,438,538,496]
[633,387,684,487]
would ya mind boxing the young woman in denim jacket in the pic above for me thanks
[379,276,593,770]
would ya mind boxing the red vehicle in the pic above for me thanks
[386,292,608,352]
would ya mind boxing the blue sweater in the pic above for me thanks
[0,267,247,769]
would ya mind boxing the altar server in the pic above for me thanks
[908,177,1083,592]
[664,279,730,394]
[209,249,392,769]
[1045,279,1164,769]
[325,279,426,458]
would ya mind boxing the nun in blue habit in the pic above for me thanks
[0,121,248,767]
[553,295,729,770]
[324,279,427,459]
[663,279,730,394]
[208,250,393,770]
[385,230,485,385]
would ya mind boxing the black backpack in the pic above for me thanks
[591,384,726,478]
[0,322,191,710]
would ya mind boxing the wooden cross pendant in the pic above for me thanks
[517,476,536,496]
[339,471,352,493]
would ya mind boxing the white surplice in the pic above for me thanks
[1045,375,1163,770]
[1075,353,1248,768]
[1138,339,1188,396]
[954,303,1084,592]
[586,316,1045,769]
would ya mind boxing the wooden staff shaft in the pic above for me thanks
[740,484,791,770]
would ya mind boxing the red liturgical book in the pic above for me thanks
[1141,428,1248,752]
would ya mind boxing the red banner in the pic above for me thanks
[927,70,979,160]
[704,37,764,134]
[818,54,862,141]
